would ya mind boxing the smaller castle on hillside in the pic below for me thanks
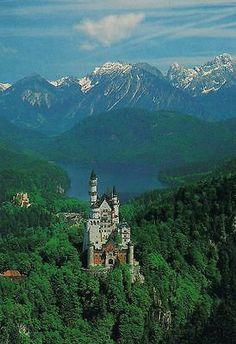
[13,193,31,208]
[83,172,141,279]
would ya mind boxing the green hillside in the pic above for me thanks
[47,108,236,166]
[0,116,49,154]
[0,145,69,203]
[0,157,236,343]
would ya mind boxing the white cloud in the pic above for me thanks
[75,13,145,47]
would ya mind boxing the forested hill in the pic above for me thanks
[0,155,236,342]
[47,108,236,167]
[0,145,69,204]
[121,168,236,343]
[0,116,48,153]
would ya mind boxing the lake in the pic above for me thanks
[58,162,165,202]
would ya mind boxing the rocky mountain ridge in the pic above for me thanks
[0,62,202,133]
[167,53,236,96]
[0,54,235,133]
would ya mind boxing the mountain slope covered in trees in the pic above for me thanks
[0,144,69,204]
[0,156,236,343]
[47,109,236,167]
[0,116,48,153]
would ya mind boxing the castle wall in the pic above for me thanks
[87,222,101,249]
[92,248,128,266]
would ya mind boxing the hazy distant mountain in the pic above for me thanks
[196,85,236,121]
[0,115,48,152]
[0,74,83,134]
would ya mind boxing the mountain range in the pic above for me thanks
[1,53,235,134]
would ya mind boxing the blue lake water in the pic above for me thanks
[58,162,165,203]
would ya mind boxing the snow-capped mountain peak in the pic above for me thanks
[92,62,132,75]
[167,53,236,96]
[212,53,233,65]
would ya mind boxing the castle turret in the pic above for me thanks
[112,186,117,202]
[89,170,98,205]
[112,186,120,223]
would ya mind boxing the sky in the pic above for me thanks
[1,0,236,83]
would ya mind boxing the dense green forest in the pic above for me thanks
[0,151,236,343]
[0,116,49,154]
[158,158,236,187]
[0,144,69,204]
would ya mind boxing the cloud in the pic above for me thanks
[117,5,236,50]
[1,1,234,16]
[75,13,145,47]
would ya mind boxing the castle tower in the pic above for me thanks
[112,186,120,223]
[89,170,98,205]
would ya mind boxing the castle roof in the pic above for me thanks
[90,170,97,180]
[112,186,117,196]
[91,193,114,209]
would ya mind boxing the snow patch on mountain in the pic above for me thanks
[79,77,96,93]
[49,79,64,87]
[22,90,52,108]
[0,82,11,92]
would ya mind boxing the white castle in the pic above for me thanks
[83,171,135,268]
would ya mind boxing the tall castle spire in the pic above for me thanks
[89,170,98,205]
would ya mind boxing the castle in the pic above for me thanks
[83,171,136,269]
[13,193,31,208]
